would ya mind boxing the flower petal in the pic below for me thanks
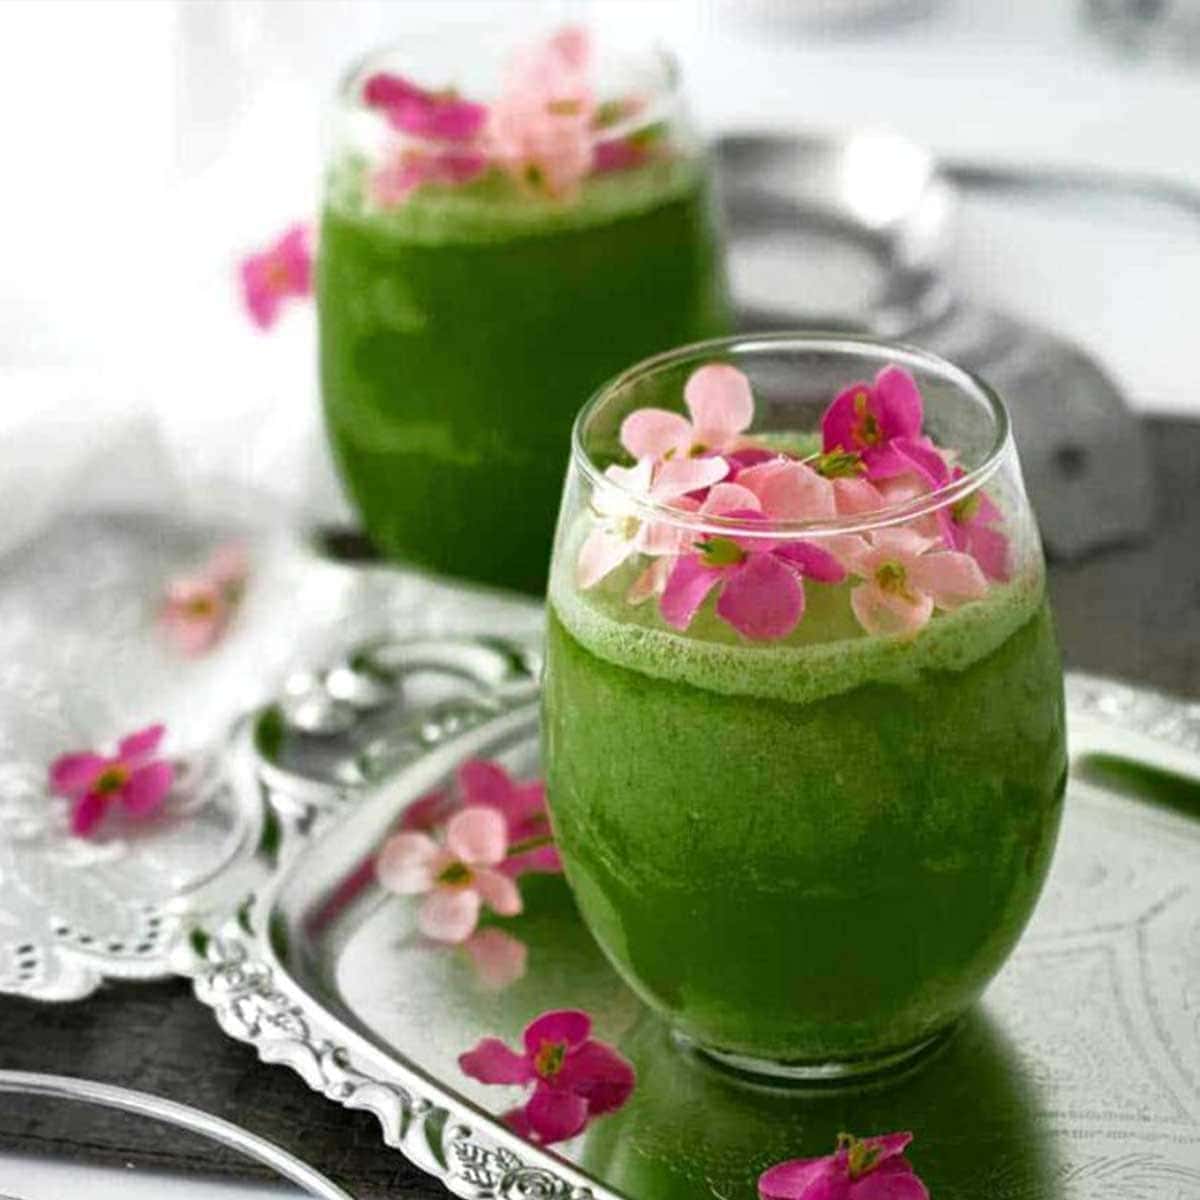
[683,363,754,445]
[859,1132,914,1165]
[524,1009,592,1055]
[821,381,872,455]
[907,551,988,610]
[737,461,835,521]
[376,832,444,893]
[619,408,692,460]
[503,844,564,877]
[758,1157,849,1200]
[419,887,481,943]
[626,557,671,606]
[968,523,1011,582]
[874,365,924,440]
[773,541,846,583]
[121,761,173,816]
[446,806,509,866]
[715,553,805,641]
[557,1040,636,1115]
[659,556,723,631]
[464,929,528,991]
[473,867,523,917]
[651,456,729,502]
[523,1083,590,1145]
[854,1158,929,1200]
[891,437,949,488]
[700,482,762,517]
[833,477,885,516]
[869,526,937,559]
[49,753,105,798]
[459,1036,535,1084]
[400,787,457,832]
[851,583,933,639]
[457,759,515,812]
[70,792,108,838]
[118,724,166,764]
[576,527,633,590]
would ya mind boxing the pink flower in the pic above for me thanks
[459,1008,635,1145]
[240,224,313,331]
[759,1131,929,1200]
[576,455,728,595]
[457,759,562,877]
[489,27,597,198]
[736,457,836,521]
[937,468,1010,582]
[363,72,488,142]
[400,786,458,834]
[464,928,528,991]
[620,363,755,463]
[161,542,249,657]
[369,146,489,206]
[841,526,988,639]
[377,807,522,944]
[49,725,174,837]
[821,366,943,484]
[593,135,649,174]
[660,488,846,641]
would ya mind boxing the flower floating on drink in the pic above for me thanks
[49,724,175,837]
[759,1131,929,1200]
[575,362,1007,641]
[459,1008,635,1145]
[361,27,670,206]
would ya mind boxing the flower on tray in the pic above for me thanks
[759,1131,929,1200]
[377,806,522,944]
[459,1008,635,1145]
[49,724,175,838]
[463,927,529,991]
[161,542,249,657]
[240,224,313,331]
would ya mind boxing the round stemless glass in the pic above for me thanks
[318,29,732,596]
[543,333,1067,1081]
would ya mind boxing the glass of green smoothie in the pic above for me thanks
[543,333,1067,1081]
[318,28,731,595]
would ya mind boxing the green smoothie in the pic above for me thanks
[543,563,1067,1066]
[318,161,731,594]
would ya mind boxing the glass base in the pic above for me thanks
[672,1023,957,1088]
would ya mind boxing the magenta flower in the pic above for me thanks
[49,725,174,838]
[841,527,988,639]
[464,928,528,991]
[370,146,488,206]
[363,72,488,143]
[239,224,312,331]
[759,1131,929,1200]
[161,542,249,657]
[377,807,522,944]
[937,468,1011,581]
[620,363,755,463]
[593,135,649,174]
[457,759,562,877]
[821,366,944,484]
[660,488,846,640]
[459,1008,635,1145]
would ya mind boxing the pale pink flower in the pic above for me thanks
[736,457,836,521]
[239,224,312,331]
[620,363,755,463]
[464,928,528,991]
[576,455,728,596]
[49,725,174,838]
[376,807,521,944]
[369,146,488,206]
[759,1131,928,1200]
[363,72,488,142]
[459,1008,635,1145]
[841,526,988,639]
[161,542,249,657]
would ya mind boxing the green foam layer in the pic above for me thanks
[325,155,703,246]
[549,551,1046,707]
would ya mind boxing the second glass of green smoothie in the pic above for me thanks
[543,334,1067,1082]
[318,29,731,594]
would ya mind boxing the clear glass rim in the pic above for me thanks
[336,32,682,148]
[570,331,1015,542]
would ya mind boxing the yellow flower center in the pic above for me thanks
[437,861,472,887]
[534,1039,567,1078]
[94,765,130,795]
[875,560,916,602]
[852,391,882,447]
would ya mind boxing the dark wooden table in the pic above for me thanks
[0,415,1196,1199]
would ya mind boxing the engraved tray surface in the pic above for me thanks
[181,652,1200,1200]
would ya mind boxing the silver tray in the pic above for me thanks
[158,645,1200,1200]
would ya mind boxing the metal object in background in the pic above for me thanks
[716,132,1156,561]
[1083,0,1200,59]
[0,1071,354,1200]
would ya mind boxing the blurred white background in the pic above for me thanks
[0,0,1197,540]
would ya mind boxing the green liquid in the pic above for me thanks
[318,163,731,594]
[543,582,1067,1063]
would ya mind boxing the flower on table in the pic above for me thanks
[459,1008,635,1145]
[821,365,945,485]
[240,224,313,331]
[660,487,846,642]
[377,806,522,944]
[841,526,988,639]
[621,363,755,463]
[363,72,488,142]
[161,542,249,657]
[49,725,174,838]
[938,467,1011,581]
[759,1131,929,1200]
